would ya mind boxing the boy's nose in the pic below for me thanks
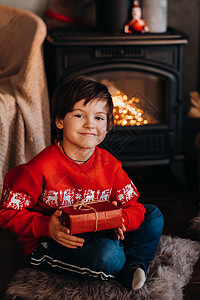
[84,118,95,129]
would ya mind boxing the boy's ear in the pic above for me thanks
[55,119,63,129]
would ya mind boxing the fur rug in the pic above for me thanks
[6,235,200,300]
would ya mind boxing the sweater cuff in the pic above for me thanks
[34,215,51,238]
[122,211,129,229]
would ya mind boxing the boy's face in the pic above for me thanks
[56,98,108,152]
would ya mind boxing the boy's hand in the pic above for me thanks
[112,201,126,240]
[49,210,85,249]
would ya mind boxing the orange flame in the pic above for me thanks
[112,90,148,126]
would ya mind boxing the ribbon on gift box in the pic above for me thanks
[60,198,104,232]
[73,200,99,232]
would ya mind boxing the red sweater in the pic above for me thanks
[0,140,145,255]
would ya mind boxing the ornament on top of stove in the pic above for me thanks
[124,0,149,34]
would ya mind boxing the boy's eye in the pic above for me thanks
[74,114,84,118]
[96,116,105,121]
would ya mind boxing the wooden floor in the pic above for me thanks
[0,164,200,299]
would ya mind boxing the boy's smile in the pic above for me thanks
[56,98,108,162]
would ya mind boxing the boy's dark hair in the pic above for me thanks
[51,75,114,137]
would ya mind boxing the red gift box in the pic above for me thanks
[59,200,122,234]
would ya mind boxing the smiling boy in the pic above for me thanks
[56,98,108,164]
[0,75,164,290]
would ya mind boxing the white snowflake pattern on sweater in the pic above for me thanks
[2,182,137,210]
[39,188,113,207]
[2,187,32,210]
[117,181,138,204]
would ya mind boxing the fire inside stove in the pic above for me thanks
[102,80,149,126]
[112,91,148,126]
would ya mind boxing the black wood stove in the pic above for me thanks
[44,27,188,167]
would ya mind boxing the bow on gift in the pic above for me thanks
[73,200,99,232]
[61,198,102,232]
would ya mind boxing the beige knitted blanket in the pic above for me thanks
[0,5,51,194]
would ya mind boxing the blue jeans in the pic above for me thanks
[27,205,164,281]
